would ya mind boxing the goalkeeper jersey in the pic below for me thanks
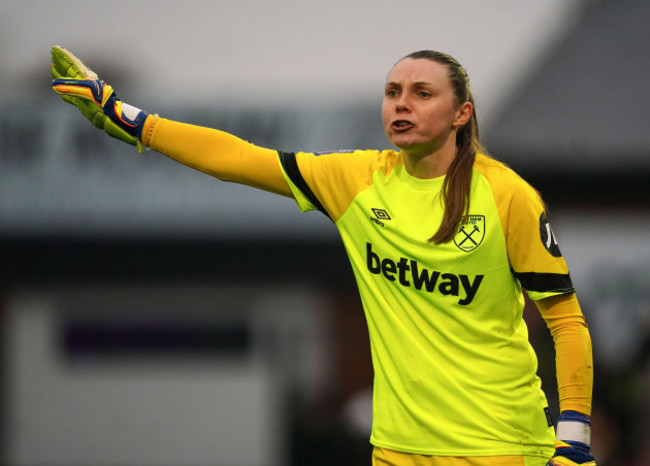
[279,150,569,457]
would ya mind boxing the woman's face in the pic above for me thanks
[381,58,470,157]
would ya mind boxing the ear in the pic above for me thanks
[452,101,473,128]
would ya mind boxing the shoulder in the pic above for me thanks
[302,148,399,162]
[296,148,402,175]
[286,149,402,221]
[474,153,541,203]
[474,153,522,185]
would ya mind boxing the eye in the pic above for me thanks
[417,91,431,98]
[385,88,399,98]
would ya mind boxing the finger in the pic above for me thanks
[53,78,103,105]
[51,45,98,80]
[51,46,87,79]
[51,63,62,79]
[60,93,88,111]
[61,94,105,128]
[51,46,79,78]
[60,94,80,106]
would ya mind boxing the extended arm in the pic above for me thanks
[143,117,292,196]
[51,46,291,197]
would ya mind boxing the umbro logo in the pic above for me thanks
[370,208,391,227]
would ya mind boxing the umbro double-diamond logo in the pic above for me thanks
[370,208,391,227]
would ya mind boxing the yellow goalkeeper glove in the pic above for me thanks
[51,45,151,154]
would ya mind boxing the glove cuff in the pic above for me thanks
[556,410,591,447]
[140,114,159,147]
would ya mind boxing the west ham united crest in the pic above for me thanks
[454,215,485,252]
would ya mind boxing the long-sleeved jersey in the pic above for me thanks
[144,118,593,459]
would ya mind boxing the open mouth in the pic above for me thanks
[392,120,414,131]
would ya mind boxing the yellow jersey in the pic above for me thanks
[279,149,568,458]
[144,118,590,458]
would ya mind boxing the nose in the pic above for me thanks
[395,93,411,112]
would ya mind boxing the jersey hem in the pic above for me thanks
[370,437,554,458]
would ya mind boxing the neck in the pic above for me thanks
[402,132,458,179]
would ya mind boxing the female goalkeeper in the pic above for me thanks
[51,46,595,466]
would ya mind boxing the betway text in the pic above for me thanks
[366,242,483,305]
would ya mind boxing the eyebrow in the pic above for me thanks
[385,81,435,88]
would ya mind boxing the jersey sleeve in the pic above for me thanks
[506,178,575,299]
[144,117,292,196]
[479,157,575,300]
[278,149,390,222]
[536,294,593,415]
[278,151,328,216]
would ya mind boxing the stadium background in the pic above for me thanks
[1,0,648,464]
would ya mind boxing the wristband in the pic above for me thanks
[556,410,591,446]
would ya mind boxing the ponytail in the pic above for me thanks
[400,51,487,244]
[430,93,484,243]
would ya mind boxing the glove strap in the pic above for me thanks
[556,410,591,448]
[104,94,149,139]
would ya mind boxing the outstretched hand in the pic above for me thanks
[51,46,150,153]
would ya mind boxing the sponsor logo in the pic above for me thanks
[454,215,485,252]
[366,242,483,305]
[539,212,562,257]
[370,208,391,227]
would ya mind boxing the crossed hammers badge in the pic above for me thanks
[453,215,486,252]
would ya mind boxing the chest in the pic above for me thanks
[336,169,508,272]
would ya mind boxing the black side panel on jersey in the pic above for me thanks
[278,151,331,219]
[513,270,575,295]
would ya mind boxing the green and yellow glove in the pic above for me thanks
[51,45,151,153]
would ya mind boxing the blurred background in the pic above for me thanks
[1,0,649,464]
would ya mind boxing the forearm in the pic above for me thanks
[536,293,594,415]
[538,295,596,466]
[143,116,292,197]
